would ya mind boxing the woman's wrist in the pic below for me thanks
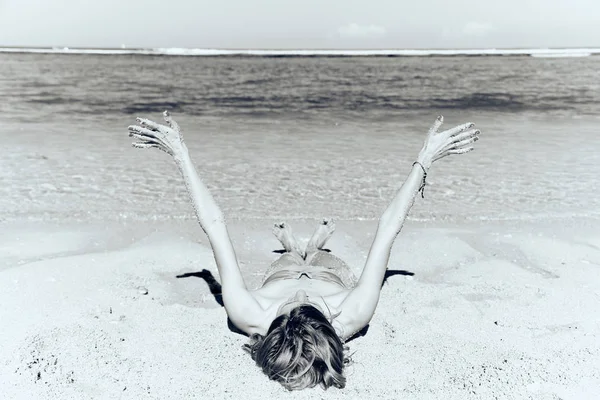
[174,143,191,170]
[412,160,427,173]
[412,157,430,199]
[415,152,432,170]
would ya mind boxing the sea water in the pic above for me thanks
[1,52,599,223]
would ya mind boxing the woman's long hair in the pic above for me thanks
[243,305,347,390]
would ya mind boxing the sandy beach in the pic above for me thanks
[1,216,599,399]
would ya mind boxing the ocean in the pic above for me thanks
[1,52,599,223]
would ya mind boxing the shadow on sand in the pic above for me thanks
[382,269,414,287]
[176,269,247,335]
[176,269,224,307]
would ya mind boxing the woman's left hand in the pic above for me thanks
[127,111,187,160]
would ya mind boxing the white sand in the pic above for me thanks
[1,217,599,399]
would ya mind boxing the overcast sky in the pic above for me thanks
[0,0,598,49]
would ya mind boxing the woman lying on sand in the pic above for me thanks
[127,113,480,390]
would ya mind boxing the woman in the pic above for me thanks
[127,113,480,390]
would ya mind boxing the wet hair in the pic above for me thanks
[243,305,346,390]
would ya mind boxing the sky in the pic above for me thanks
[0,0,598,49]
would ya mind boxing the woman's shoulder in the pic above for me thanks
[252,279,351,304]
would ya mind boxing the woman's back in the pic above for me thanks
[250,220,356,335]
[252,276,350,334]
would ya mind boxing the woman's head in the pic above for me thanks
[243,304,346,390]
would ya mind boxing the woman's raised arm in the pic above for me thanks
[336,116,480,340]
[128,111,264,334]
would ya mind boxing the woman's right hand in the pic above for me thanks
[127,110,187,161]
[416,115,480,169]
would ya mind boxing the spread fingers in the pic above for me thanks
[135,118,165,132]
[451,128,480,143]
[441,122,475,138]
[128,125,159,139]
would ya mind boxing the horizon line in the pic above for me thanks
[1,46,599,58]
[1,45,600,51]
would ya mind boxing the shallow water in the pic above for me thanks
[1,54,599,222]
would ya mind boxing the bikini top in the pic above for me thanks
[262,265,348,288]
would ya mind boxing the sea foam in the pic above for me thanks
[0,47,598,57]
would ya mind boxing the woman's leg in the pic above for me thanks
[306,218,346,268]
[271,222,304,266]
[306,218,336,254]
[305,218,358,287]
[261,223,305,284]
[307,250,359,289]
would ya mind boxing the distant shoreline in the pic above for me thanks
[1,46,599,57]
